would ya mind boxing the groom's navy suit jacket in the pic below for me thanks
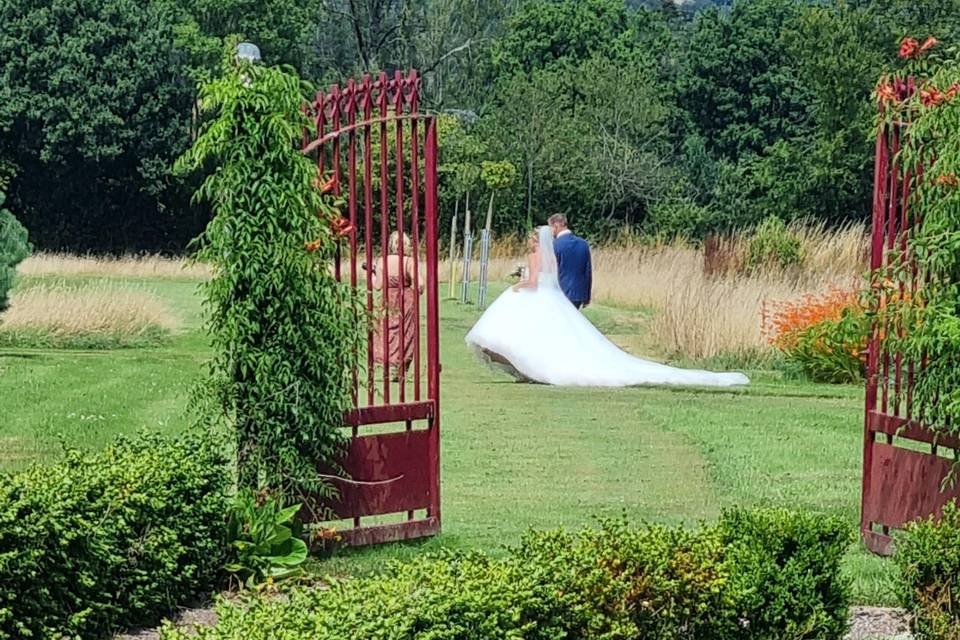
[554,232,592,307]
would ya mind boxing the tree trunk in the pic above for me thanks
[464,191,472,238]
[448,199,458,298]
[526,159,534,229]
[485,190,495,234]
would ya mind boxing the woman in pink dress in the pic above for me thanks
[366,232,422,380]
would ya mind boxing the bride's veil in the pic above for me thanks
[538,226,558,274]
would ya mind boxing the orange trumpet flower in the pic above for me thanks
[899,37,920,59]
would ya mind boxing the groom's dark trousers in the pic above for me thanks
[554,232,592,308]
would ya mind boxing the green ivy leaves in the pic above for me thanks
[178,57,364,510]
[878,49,960,447]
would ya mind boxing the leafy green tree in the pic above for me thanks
[438,114,486,231]
[0,0,198,251]
[575,56,673,225]
[168,0,323,76]
[479,160,518,232]
[478,68,563,231]
[779,2,888,223]
[0,188,30,312]
[869,0,960,41]
[308,0,508,106]
[680,0,814,160]
[489,0,640,77]
[480,49,675,235]
[177,57,362,509]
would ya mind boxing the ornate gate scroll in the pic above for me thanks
[302,70,441,546]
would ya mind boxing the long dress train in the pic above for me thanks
[464,229,749,388]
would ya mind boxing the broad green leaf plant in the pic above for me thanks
[177,54,364,514]
[226,489,308,588]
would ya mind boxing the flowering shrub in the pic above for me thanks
[873,39,960,442]
[763,287,868,383]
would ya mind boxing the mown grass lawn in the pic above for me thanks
[0,273,895,603]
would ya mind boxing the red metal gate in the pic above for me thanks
[303,70,441,546]
[861,83,960,555]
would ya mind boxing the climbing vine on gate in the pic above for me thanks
[176,54,364,512]
[874,38,960,448]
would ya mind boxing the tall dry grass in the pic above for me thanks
[446,222,868,364]
[598,223,867,362]
[12,223,867,361]
[0,282,180,348]
[18,253,210,280]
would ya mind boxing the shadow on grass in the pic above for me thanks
[0,351,41,360]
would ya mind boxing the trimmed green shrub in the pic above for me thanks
[514,520,736,639]
[0,433,230,640]
[161,509,851,640]
[0,190,31,312]
[895,501,960,640]
[163,551,574,639]
[719,508,853,640]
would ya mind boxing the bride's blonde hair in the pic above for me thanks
[526,229,539,252]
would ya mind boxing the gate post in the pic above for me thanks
[424,115,442,526]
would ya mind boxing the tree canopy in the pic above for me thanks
[2,0,959,250]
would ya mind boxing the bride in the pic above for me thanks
[465,226,749,387]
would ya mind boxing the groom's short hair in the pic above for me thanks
[548,213,568,228]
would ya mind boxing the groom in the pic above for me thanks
[549,213,592,309]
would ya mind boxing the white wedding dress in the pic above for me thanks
[465,227,749,388]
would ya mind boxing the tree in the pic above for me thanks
[480,45,675,235]
[868,0,960,41]
[438,114,486,231]
[0,188,30,312]
[576,56,673,224]
[488,0,640,78]
[479,160,518,232]
[679,0,814,160]
[310,0,508,106]
[0,0,197,251]
[169,0,323,75]
[479,69,561,231]
[779,2,889,223]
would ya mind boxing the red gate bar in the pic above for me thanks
[302,70,441,546]
[861,79,960,555]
